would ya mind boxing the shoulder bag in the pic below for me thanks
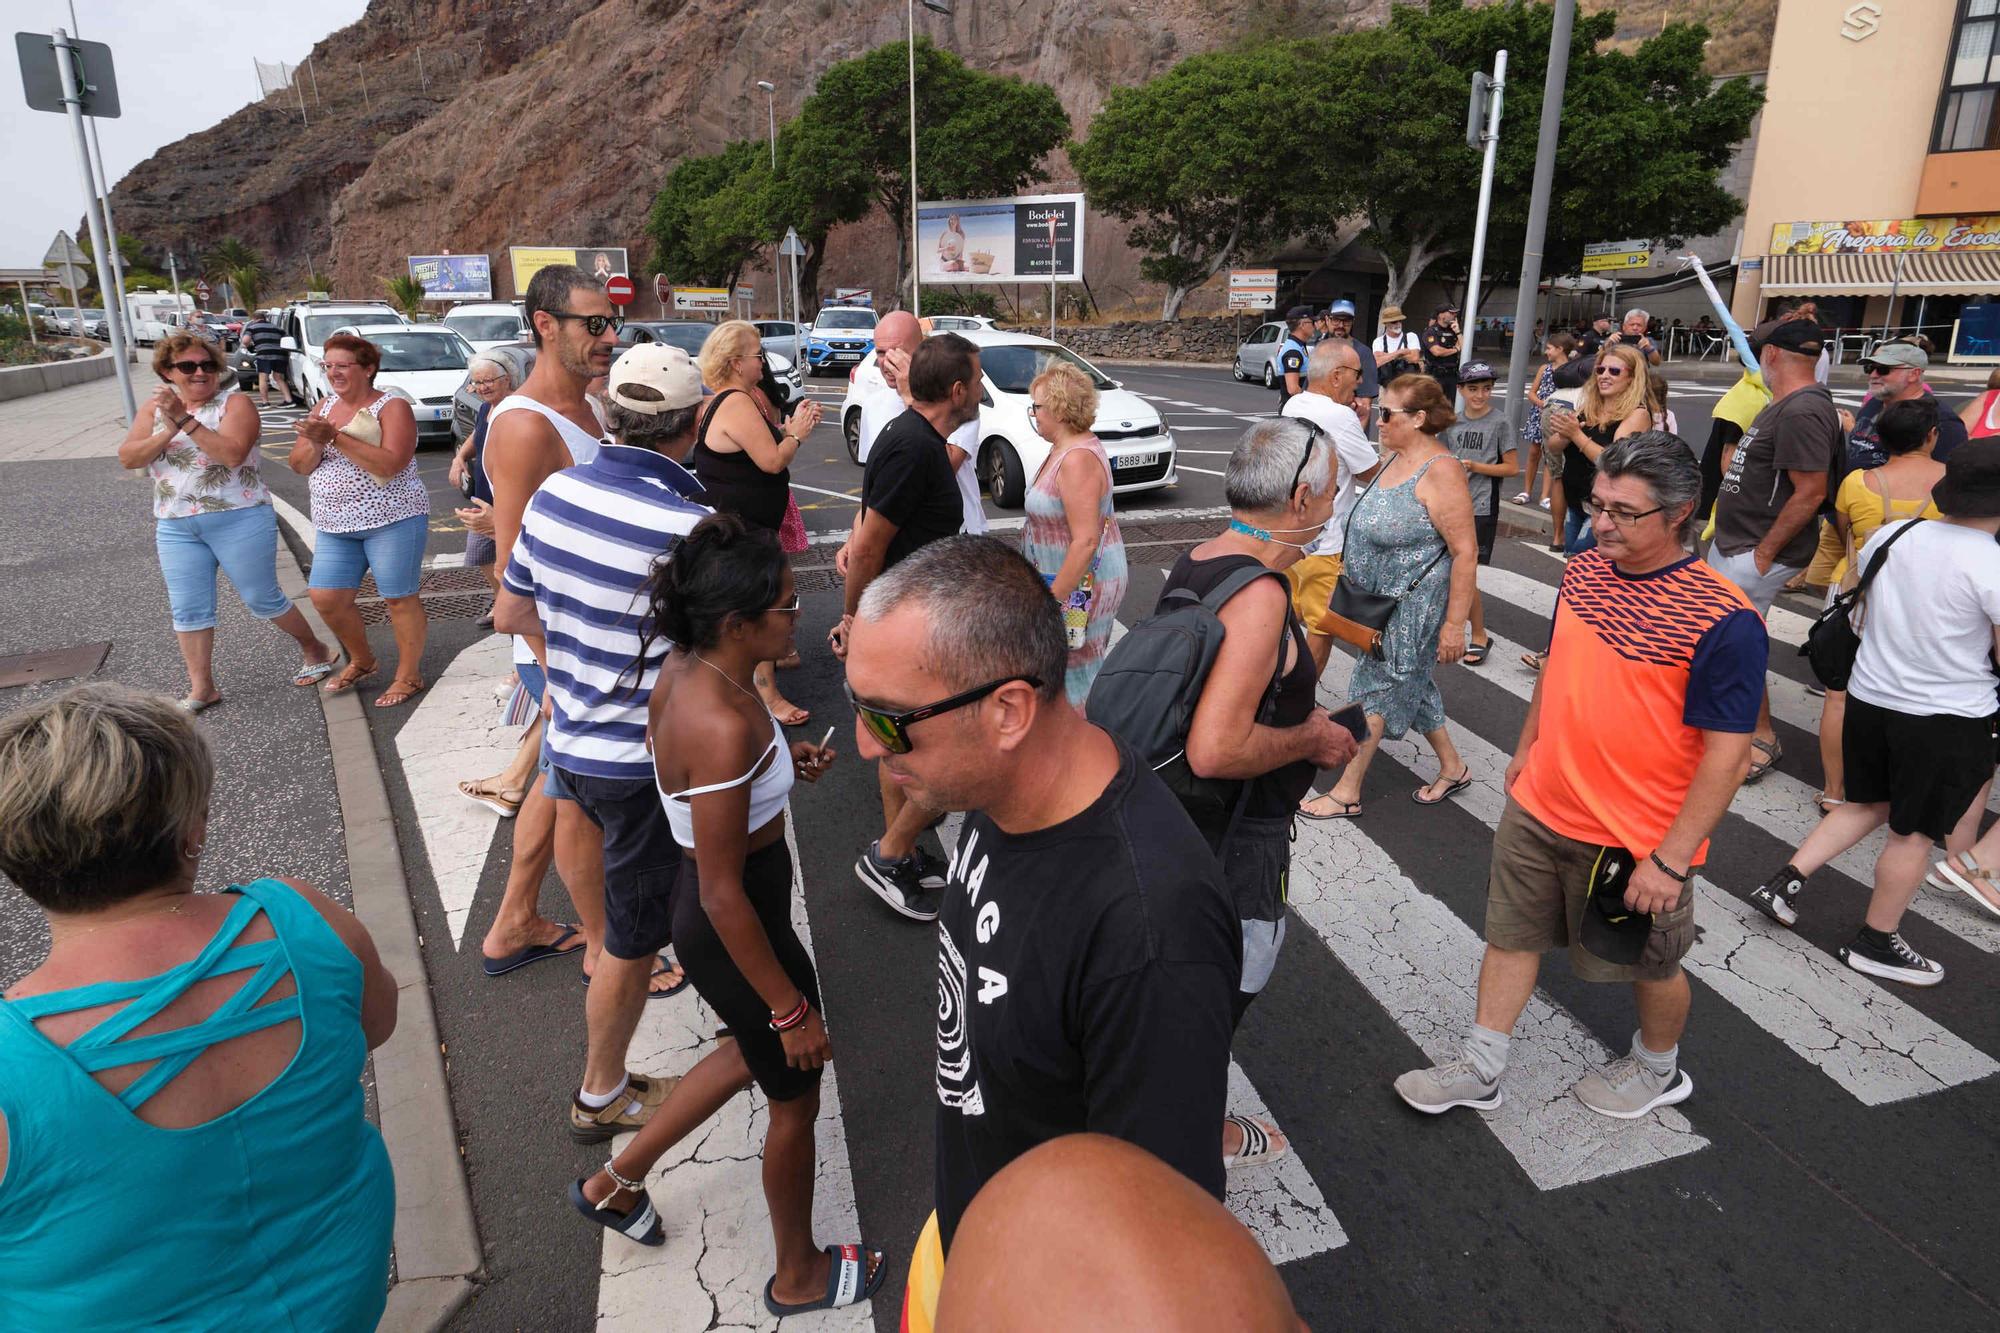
[1319,460,1449,659]
[1799,517,1924,691]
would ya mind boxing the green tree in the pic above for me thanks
[227,266,263,312]
[383,273,426,317]
[786,39,1069,306]
[646,140,775,292]
[203,238,264,309]
[1305,0,1763,308]
[1071,43,1340,320]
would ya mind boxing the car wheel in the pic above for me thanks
[983,438,1026,510]
[1262,361,1276,389]
[843,409,863,465]
[1232,359,1248,382]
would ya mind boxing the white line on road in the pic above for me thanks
[1178,464,1227,477]
[789,481,862,503]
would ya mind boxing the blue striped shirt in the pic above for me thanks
[502,444,711,780]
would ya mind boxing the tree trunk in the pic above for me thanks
[1380,231,1446,313]
[798,239,827,322]
[1160,284,1191,321]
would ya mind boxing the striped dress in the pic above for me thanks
[1020,437,1128,708]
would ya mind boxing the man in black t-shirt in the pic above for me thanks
[836,332,976,922]
[1577,314,1615,361]
[1423,304,1462,395]
[845,536,1239,1254]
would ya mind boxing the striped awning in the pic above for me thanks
[1760,249,2000,295]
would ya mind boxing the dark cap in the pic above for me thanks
[1458,360,1496,383]
[1758,318,1824,358]
[1434,302,1459,315]
[1933,440,2000,518]
[1285,304,1316,326]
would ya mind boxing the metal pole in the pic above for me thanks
[1502,0,1572,447]
[907,0,921,318]
[790,249,802,346]
[168,250,181,300]
[1459,48,1506,392]
[418,49,427,94]
[20,280,38,345]
[765,87,780,324]
[294,63,309,127]
[52,29,134,421]
[1049,213,1058,341]
[1883,252,1905,341]
[306,55,321,107]
[360,63,370,112]
[85,116,132,353]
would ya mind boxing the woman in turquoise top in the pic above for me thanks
[1018,360,1128,709]
[0,684,398,1331]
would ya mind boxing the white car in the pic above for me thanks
[276,300,404,405]
[442,301,529,352]
[329,323,478,448]
[924,314,1002,333]
[838,329,1176,508]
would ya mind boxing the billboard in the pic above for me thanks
[508,246,630,293]
[406,254,492,299]
[916,193,1084,284]
[1770,217,2000,256]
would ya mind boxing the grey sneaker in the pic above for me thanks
[1573,1054,1693,1119]
[1393,1057,1503,1114]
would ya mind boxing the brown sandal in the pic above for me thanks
[374,677,428,708]
[321,660,379,695]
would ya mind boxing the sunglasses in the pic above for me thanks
[769,593,801,616]
[1288,421,1326,495]
[1380,405,1426,419]
[170,360,217,375]
[1595,365,1629,378]
[843,675,1041,755]
[546,311,624,337]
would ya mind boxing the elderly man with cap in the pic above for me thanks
[1422,303,1463,397]
[1849,340,1968,469]
[1708,316,1845,782]
[1373,305,1423,388]
[1320,299,1379,429]
[494,341,713,1142]
[1274,305,1314,406]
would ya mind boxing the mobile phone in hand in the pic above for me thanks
[1330,703,1368,744]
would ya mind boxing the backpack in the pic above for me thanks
[1088,564,1285,821]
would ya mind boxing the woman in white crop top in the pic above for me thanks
[566,515,886,1312]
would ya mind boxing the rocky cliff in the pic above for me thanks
[107,0,1776,313]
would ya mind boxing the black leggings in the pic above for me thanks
[1698,420,1742,525]
[672,838,824,1102]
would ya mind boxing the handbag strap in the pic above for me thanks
[1852,516,1924,599]
[1343,455,1452,597]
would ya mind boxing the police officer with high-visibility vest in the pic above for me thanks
[1274,305,1314,407]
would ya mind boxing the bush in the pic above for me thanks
[920,288,1003,319]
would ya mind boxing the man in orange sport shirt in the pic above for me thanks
[1395,433,1765,1121]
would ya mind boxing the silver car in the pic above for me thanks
[1232,320,1286,386]
[753,319,803,366]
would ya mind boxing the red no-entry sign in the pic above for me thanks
[604,274,635,306]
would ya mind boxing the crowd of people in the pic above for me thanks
[4,266,1995,1325]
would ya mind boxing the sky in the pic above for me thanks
[3,0,370,263]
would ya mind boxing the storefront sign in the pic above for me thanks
[1770,217,2000,255]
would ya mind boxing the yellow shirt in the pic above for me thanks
[1831,468,1941,583]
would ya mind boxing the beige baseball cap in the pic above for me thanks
[607,343,703,414]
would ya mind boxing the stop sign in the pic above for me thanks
[604,274,635,306]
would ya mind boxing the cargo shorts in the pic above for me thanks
[1484,797,1695,983]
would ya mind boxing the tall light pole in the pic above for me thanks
[757,79,779,325]
[1502,0,1573,446]
[907,0,953,318]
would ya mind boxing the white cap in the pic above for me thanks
[607,343,703,414]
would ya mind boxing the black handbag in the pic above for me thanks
[1319,464,1450,659]
[1799,517,1924,691]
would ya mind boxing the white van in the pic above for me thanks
[125,290,197,346]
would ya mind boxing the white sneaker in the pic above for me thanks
[1573,1055,1692,1119]
[1393,1058,1503,1114]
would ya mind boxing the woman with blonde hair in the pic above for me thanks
[1544,341,1653,555]
[117,331,335,712]
[693,320,822,724]
[1019,360,1128,706]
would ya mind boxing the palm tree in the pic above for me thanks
[205,239,262,308]
[383,274,427,319]
[226,266,261,312]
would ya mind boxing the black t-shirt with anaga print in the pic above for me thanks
[861,407,965,569]
[933,738,1240,1252]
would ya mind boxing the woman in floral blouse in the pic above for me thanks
[117,332,335,712]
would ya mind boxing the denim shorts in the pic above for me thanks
[547,766,682,960]
[310,512,428,598]
[155,505,293,632]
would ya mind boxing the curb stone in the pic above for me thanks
[272,539,483,1328]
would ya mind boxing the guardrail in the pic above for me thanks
[0,345,119,402]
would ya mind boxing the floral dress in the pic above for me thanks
[1020,438,1128,708]
[1522,364,1555,448]
[148,386,270,518]
[1343,456,1453,738]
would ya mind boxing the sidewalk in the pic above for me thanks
[0,375,480,1330]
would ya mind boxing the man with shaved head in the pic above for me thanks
[849,310,986,538]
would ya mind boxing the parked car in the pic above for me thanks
[753,319,802,366]
[924,314,1001,333]
[441,301,529,352]
[837,329,1176,508]
[76,309,110,340]
[194,313,239,349]
[618,320,802,405]
[275,300,403,406]
[1232,320,1286,386]
[450,340,536,446]
[328,322,477,448]
[801,307,878,376]
[125,290,196,346]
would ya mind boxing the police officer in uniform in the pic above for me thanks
[1275,305,1314,407]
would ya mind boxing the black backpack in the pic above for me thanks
[1089,564,1284,821]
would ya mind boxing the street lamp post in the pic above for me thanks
[757,79,779,325]
[907,0,953,318]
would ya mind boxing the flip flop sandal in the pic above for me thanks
[322,662,379,696]
[1744,737,1782,785]
[1414,770,1474,805]
[1222,1114,1288,1169]
[1510,491,1531,505]
[1463,639,1491,666]
[567,1177,664,1246]
[1521,651,1546,672]
[763,1243,888,1316]
[458,778,525,818]
[374,678,428,708]
[176,694,223,715]
[482,924,584,977]
[581,954,691,1000]
[1298,795,1362,821]
[1813,793,1844,816]
[292,657,338,687]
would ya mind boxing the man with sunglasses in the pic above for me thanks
[1397,434,1762,1120]
[1281,339,1381,674]
[843,535,1239,1256]
[836,332,977,921]
[1846,342,1966,470]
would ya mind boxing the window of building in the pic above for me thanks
[1936,0,2000,152]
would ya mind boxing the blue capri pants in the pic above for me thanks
[155,504,293,633]
[308,513,428,598]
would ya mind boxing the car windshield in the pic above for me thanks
[371,332,472,371]
[977,343,1115,394]
[637,324,711,353]
[83,309,105,319]
[305,313,392,345]
[446,315,524,341]
[814,310,875,330]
